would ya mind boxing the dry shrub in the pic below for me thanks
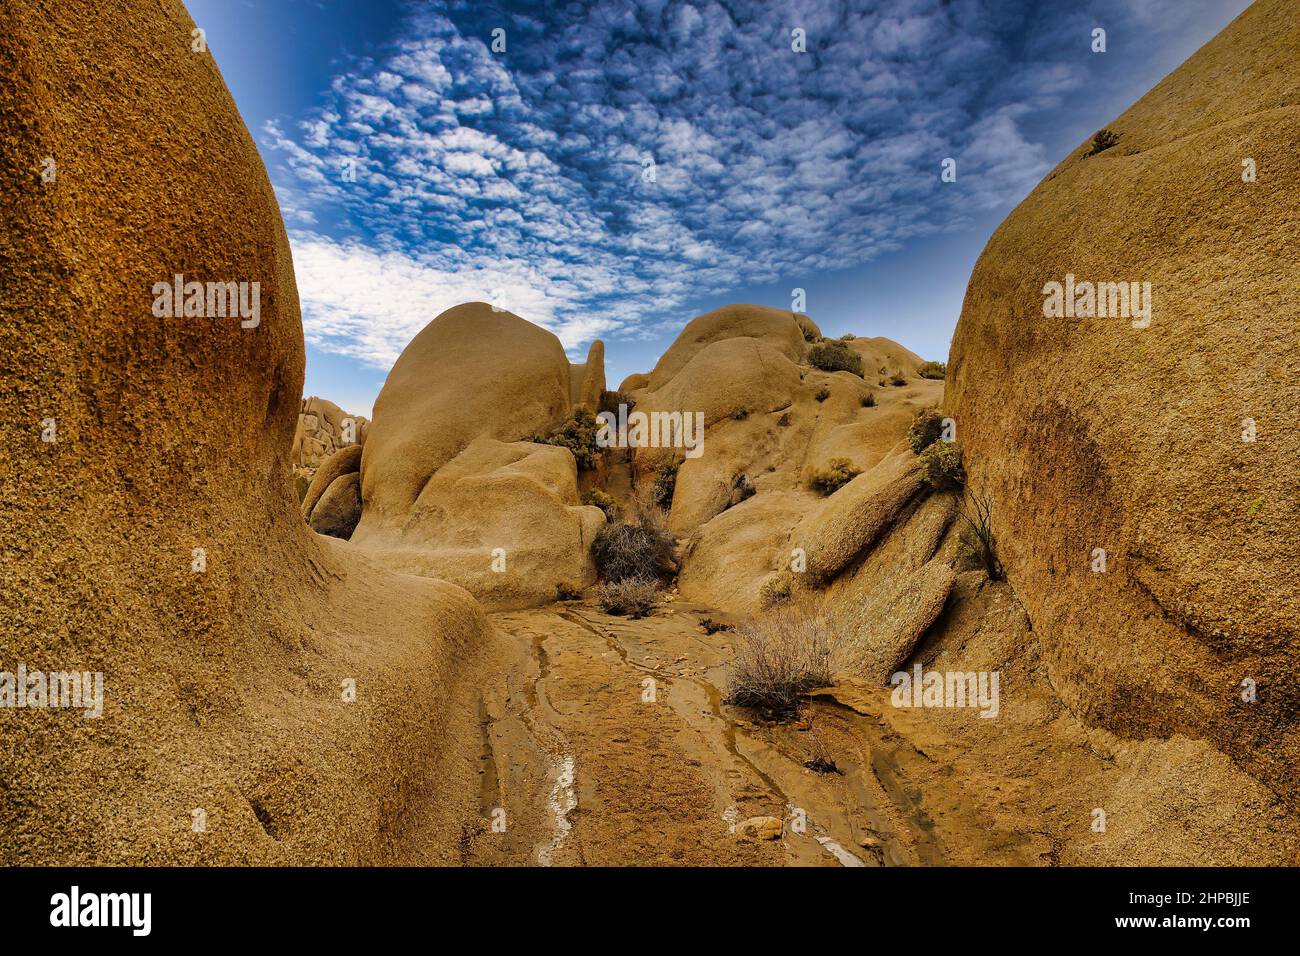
[591,497,679,583]
[814,385,831,402]
[916,360,946,380]
[957,490,1003,580]
[596,577,660,617]
[650,460,678,509]
[860,392,876,407]
[758,571,794,608]
[599,389,634,415]
[555,581,584,601]
[808,458,859,495]
[1088,128,1120,155]
[726,600,844,715]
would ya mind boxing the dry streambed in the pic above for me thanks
[459,596,1042,867]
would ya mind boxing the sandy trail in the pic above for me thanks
[456,595,1044,867]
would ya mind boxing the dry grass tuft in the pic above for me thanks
[596,577,661,617]
[808,458,860,495]
[726,600,844,715]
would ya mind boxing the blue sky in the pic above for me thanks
[186,0,1249,416]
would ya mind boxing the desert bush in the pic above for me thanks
[727,472,756,508]
[795,315,819,342]
[808,458,860,495]
[536,407,601,470]
[555,581,584,601]
[838,333,856,341]
[1088,128,1120,155]
[758,572,794,607]
[919,441,964,491]
[599,389,634,416]
[917,360,946,380]
[814,386,831,402]
[651,460,679,509]
[807,340,864,377]
[726,600,843,715]
[957,491,1003,580]
[890,370,907,386]
[860,392,876,408]
[700,618,733,634]
[908,409,944,453]
[583,488,619,521]
[733,406,749,420]
[591,501,679,583]
[596,577,661,617]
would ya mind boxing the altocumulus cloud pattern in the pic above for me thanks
[266,0,1193,367]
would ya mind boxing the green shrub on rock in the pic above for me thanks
[908,409,945,454]
[536,407,601,470]
[807,340,864,377]
[583,488,619,521]
[919,441,964,491]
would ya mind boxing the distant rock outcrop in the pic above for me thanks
[352,303,606,608]
[292,397,368,471]
[570,339,606,410]
[644,304,810,389]
[616,305,942,608]
[948,0,1298,805]
[301,444,362,520]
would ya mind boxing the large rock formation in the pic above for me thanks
[301,444,363,520]
[0,0,494,864]
[611,306,946,610]
[948,0,1298,806]
[624,304,943,537]
[644,304,810,389]
[351,303,606,608]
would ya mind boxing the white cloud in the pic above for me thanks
[289,234,624,367]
